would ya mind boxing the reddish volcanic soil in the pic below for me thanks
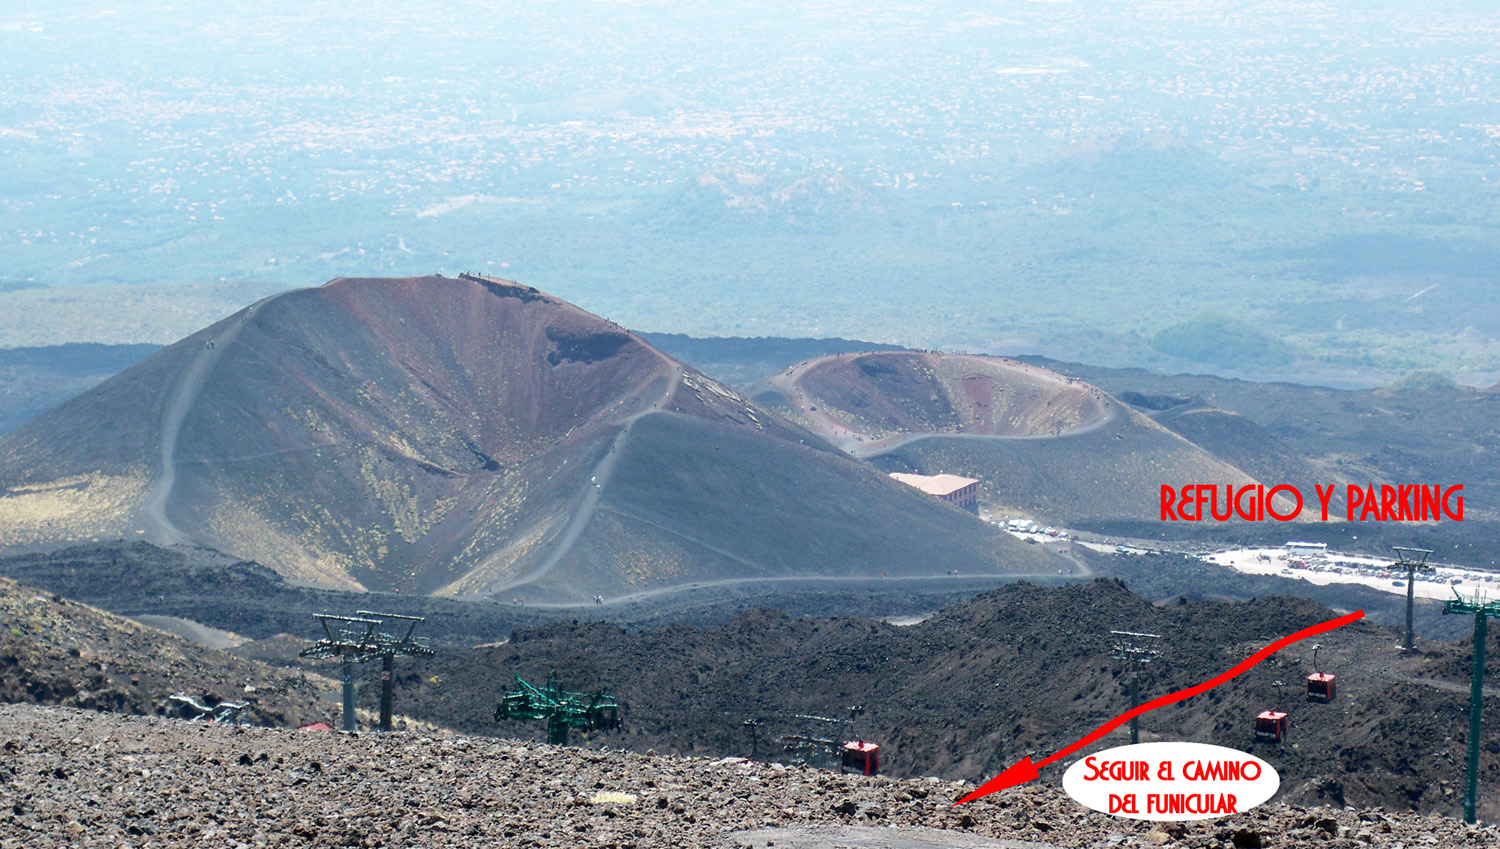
[750,351,1260,524]
[0,276,1052,601]
[752,352,1115,456]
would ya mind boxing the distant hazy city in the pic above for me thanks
[3,0,1499,385]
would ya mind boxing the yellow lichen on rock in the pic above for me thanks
[357,446,454,543]
[437,514,559,597]
[204,501,366,591]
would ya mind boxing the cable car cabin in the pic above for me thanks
[1306,672,1337,703]
[1255,710,1288,743]
[842,741,880,776]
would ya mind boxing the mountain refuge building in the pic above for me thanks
[888,473,979,514]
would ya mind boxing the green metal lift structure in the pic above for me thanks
[1443,590,1500,824]
[495,672,619,746]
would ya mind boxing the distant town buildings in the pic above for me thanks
[889,472,979,514]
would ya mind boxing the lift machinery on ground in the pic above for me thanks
[746,706,880,775]
[169,693,250,724]
[495,671,619,746]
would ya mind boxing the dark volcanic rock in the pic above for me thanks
[389,580,1500,818]
[0,575,332,728]
[0,705,1484,849]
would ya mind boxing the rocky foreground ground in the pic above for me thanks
[0,705,1493,849]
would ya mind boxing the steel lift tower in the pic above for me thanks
[1442,590,1500,824]
[1393,547,1434,650]
[743,717,761,758]
[355,610,434,731]
[1112,629,1162,745]
[300,612,433,732]
[300,614,381,732]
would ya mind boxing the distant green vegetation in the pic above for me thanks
[1149,314,1294,370]
[1385,369,1460,391]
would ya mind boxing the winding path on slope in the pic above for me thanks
[481,352,1110,603]
[764,354,1117,460]
[761,357,871,451]
[482,359,684,596]
[515,567,1090,611]
[502,533,1094,610]
[1047,543,1095,579]
[139,307,261,545]
[851,413,1120,459]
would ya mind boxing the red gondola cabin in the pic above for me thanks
[1255,710,1288,743]
[1306,672,1336,702]
[842,741,880,776]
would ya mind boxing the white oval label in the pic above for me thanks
[1061,742,1279,821]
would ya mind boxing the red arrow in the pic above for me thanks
[954,608,1364,805]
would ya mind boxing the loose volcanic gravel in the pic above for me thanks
[0,705,1494,849]
[396,582,1500,817]
[0,578,332,730]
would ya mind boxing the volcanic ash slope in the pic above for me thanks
[0,275,1049,600]
[751,351,1274,526]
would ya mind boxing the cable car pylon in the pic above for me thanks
[1442,589,1500,824]
[1110,629,1162,745]
[1394,547,1434,651]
